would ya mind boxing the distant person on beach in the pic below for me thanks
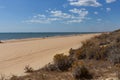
[0,40,3,43]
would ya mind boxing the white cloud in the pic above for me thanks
[25,8,89,24]
[106,8,111,12]
[25,14,50,23]
[25,19,49,24]
[67,19,83,23]
[97,18,102,22]
[94,11,98,15]
[68,8,89,23]
[68,0,102,7]
[106,0,116,3]
[33,14,46,18]
[69,8,88,16]
[24,14,61,24]
[69,8,88,18]
[50,10,72,18]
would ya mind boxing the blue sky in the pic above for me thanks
[0,0,120,32]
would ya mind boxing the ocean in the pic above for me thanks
[0,32,98,40]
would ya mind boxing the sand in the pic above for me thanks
[0,34,100,76]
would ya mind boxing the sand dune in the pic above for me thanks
[0,34,100,76]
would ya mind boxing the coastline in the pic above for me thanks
[0,33,100,76]
[1,33,101,43]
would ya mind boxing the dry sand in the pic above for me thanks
[0,34,100,76]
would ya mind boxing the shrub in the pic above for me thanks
[109,53,120,65]
[74,36,110,60]
[42,63,59,71]
[24,65,34,73]
[75,50,86,60]
[10,75,18,80]
[91,46,108,60]
[94,33,109,40]
[108,43,120,65]
[69,48,75,57]
[53,53,72,71]
[72,65,93,80]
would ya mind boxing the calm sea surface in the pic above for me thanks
[0,32,98,40]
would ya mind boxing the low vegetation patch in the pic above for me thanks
[42,63,59,71]
[71,61,93,80]
[53,53,73,71]
[72,65,93,80]
[70,31,120,64]
[24,65,34,73]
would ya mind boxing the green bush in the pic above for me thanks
[53,54,72,71]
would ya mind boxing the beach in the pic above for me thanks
[0,33,100,76]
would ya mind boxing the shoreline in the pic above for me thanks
[1,33,101,43]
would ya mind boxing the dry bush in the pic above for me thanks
[24,65,34,73]
[108,42,120,65]
[53,54,73,71]
[69,48,75,56]
[94,33,109,40]
[42,63,59,71]
[70,40,93,60]
[72,63,93,80]
[74,40,108,60]
[10,75,19,80]
[114,29,120,32]
[68,30,120,65]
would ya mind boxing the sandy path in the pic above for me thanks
[0,34,99,76]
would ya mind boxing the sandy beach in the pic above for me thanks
[0,34,100,76]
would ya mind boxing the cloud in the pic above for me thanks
[50,10,72,18]
[24,8,89,24]
[69,8,88,18]
[24,14,61,24]
[68,8,89,23]
[106,0,116,3]
[94,11,98,15]
[106,8,111,12]
[97,18,102,22]
[68,0,102,7]
[33,14,46,18]
[69,8,88,16]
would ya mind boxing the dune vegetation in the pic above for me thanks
[1,29,120,80]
